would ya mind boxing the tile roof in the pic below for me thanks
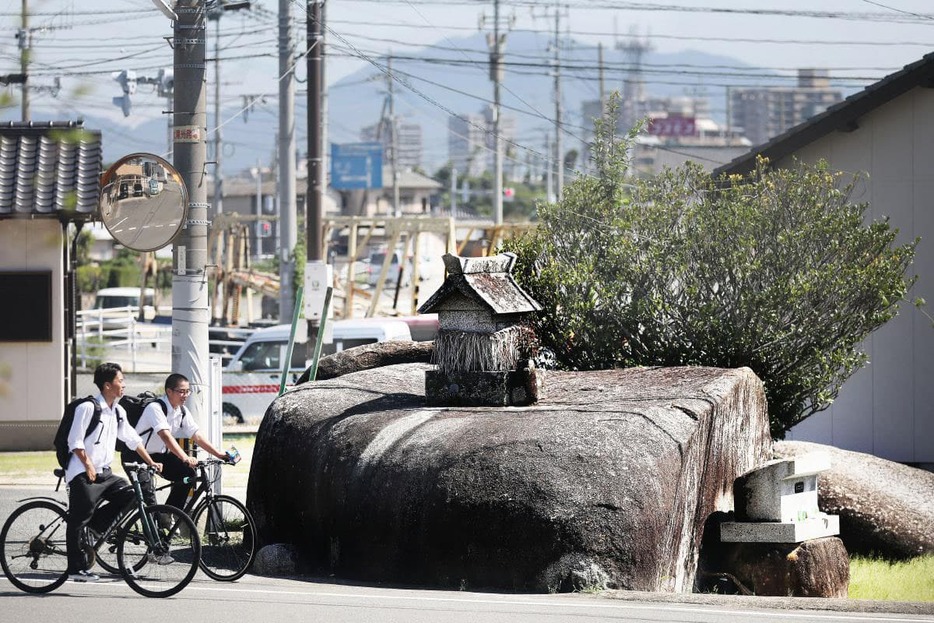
[714,52,934,177]
[418,253,542,317]
[0,121,102,219]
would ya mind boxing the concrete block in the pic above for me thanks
[721,514,840,543]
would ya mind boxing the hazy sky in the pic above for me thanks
[2,0,932,166]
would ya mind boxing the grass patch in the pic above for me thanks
[0,451,60,480]
[849,555,934,602]
[0,433,255,487]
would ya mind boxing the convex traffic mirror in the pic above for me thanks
[99,153,188,252]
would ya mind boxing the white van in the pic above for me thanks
[222,318,412,423]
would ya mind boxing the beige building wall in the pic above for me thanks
[0,219,67,450]
[784,87,934,464]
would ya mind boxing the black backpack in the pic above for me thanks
[53,396,102,469]
[116,391,168,460]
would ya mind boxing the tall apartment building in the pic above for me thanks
[360,119,424,170]
[448,106,517,177]
[729,69,843,146]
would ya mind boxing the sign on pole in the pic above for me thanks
[330,142,383,190]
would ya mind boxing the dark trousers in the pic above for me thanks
[128,453,195,511]
[66,469,134,573]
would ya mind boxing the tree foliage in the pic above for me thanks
[503,98,918,438]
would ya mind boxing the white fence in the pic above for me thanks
[76,308,254,373]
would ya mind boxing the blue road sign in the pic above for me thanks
[330,142,383,190]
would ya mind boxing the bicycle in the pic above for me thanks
[153,451,256,581]
[0,463,201,598]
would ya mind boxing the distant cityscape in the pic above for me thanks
[359,65,842,180]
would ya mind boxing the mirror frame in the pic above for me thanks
[98,152,189,252]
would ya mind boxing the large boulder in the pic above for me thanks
[247,364,770,592]
[773,441,934,558]
[295,340,433,383]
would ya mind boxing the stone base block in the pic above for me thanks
[721,514,839,543]
[711,537,849,597]
[425,369,540,407]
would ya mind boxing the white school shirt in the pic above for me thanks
[135,395,199,455]
[66,394,143,484]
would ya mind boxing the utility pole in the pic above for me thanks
[388,55,400,217]
[19,0,29,120]
[545,130,554,203]
[278,0,297,321]
[483,1,512,225]
[598,42,606,113]
[450,167,457,216]
[307,1,324,264]
[306,1,326,344]
[210,12,224,221]
[553,1,564,202]
[206,2,250,326]
[172,0,210,421]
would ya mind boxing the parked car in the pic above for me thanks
[221,318,412,424]
[94,287,157,314]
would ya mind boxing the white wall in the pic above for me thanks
[785,87,934,464]
[0,219,66,450]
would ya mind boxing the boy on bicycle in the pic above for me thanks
[65,362,163,582]
[121,373,233,511]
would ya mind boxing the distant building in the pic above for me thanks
[448,106,517,178]
[361,119,423,170]
[581,96,750,175]
[729,69,843,146]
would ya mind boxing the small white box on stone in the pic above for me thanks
[720,452,840,544]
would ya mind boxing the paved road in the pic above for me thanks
[2,573,933,623]
[2,486,932,621]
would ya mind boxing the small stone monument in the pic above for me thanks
[720,452,840,543]
[710,452,849,597]
[417,252,542,407]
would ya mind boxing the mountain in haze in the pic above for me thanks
[7,31,792,178]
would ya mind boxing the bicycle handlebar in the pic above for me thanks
[123,462,159,474]
[197,457,237,467]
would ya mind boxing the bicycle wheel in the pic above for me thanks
[0,500,69,593]
[193,495,256,581]
[116,504,200,598]
[90,524,128,575]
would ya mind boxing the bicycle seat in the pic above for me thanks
[53,468,65,478]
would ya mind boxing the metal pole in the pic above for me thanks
[554,1,563,202]
[450,167,457,216]
[20,0,29,120]
[491,0,504,225]
[278,0,297,322]
[279,286,304,396]
[172,0,210,423]
[306,1,325,350]
[254,159,262,258]
[307,286,332,383]
[598,41,605,113]
[389,56,400,218]
[307,1,323,264]
[212,15,223,220]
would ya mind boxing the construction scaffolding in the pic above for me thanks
[207,214,537,323]
[323,216,536,318]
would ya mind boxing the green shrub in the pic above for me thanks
[504,95,917,438]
